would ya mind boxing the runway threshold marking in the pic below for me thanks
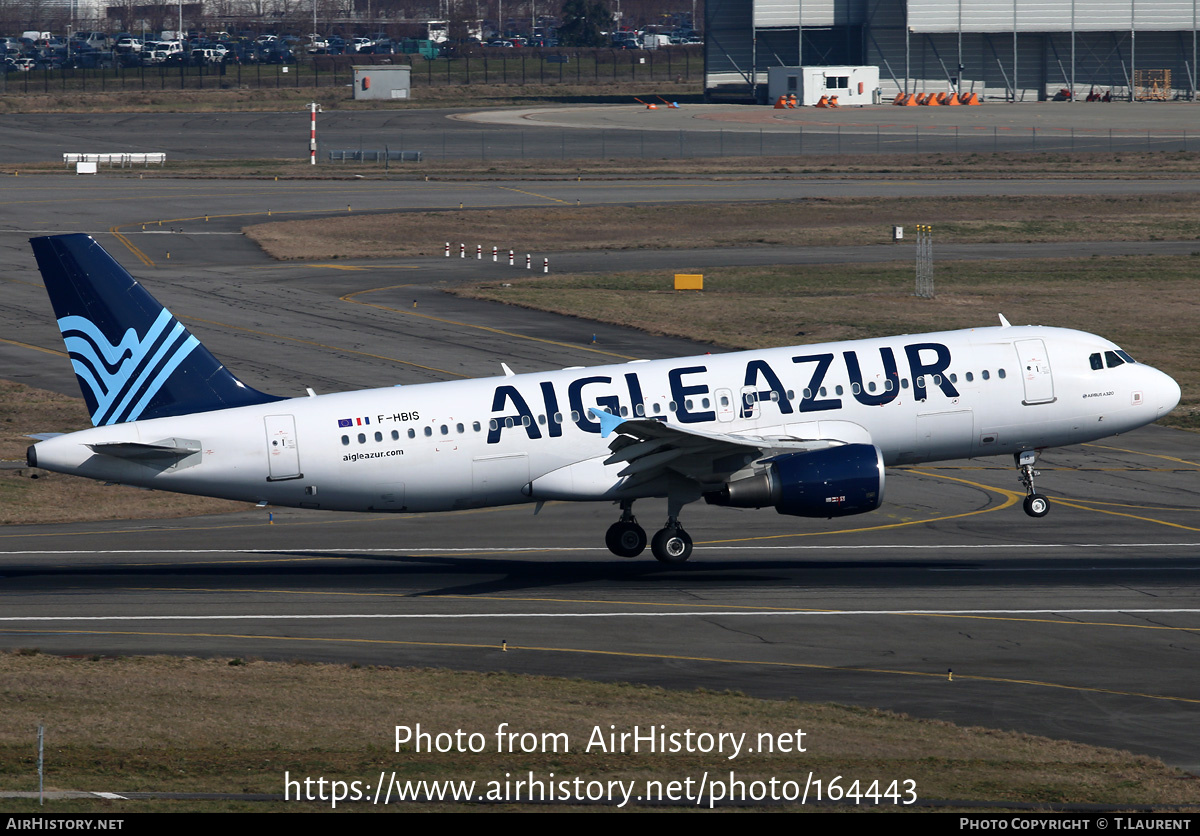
[2,626,1195,706]
[339,285,639,361]
[176,313,464,378]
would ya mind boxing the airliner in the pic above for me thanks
[24,234,1182,562]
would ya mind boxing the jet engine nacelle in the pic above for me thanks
[703,443,885,518]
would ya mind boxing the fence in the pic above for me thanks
[311,125,1200,163]
[0,47,701,95]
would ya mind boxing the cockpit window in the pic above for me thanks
[1116,350,1136,364]
[1104,350,1124,368]
[1089,353,1103,370]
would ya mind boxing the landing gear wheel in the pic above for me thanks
[651,527,693,563]
[1023,494,1050,518]
[606,520,647,557]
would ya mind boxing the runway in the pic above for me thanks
[3,426,1200,770]
[1,114,1199,775]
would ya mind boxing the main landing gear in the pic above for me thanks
[605,501,647,558]
[1016,450,1050,518]
[604,499,694,563]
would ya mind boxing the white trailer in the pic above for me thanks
[767,65,881,106]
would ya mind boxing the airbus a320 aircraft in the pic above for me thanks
[25,234,1181,562]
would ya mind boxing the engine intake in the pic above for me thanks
[704,443,884,518]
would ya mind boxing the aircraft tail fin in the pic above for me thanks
[31,233,283,426]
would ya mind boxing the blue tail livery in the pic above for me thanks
[31,233,281,426]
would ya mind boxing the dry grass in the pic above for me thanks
[451,256,1200,429]
[0,81,699,115]
[0,380,250,525]
[0,652,1194,809]
[244,193,1200,260]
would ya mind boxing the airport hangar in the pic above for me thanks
[705,0,1200,103]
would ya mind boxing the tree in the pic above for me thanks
[558,0,610,47]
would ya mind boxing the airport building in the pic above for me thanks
[705,0,1200,102]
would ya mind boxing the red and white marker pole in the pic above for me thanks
[309,102,318,166]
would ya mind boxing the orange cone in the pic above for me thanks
[774,96,788,109]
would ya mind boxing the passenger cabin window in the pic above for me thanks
[341,435,350,446]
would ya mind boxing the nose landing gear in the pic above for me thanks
[1017,450,1049,517]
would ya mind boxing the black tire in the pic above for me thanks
[651,527,692,563]
[1023,494,1050,518]
[605,520,647,558]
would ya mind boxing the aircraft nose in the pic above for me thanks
[1152,368,1182,418]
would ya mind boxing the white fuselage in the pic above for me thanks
[31,325,1181,514]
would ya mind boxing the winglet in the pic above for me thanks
[998,313,1011,328]
[501,363,515,377]
[588,407,626,439]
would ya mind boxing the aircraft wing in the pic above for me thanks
[589,407,867,492]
